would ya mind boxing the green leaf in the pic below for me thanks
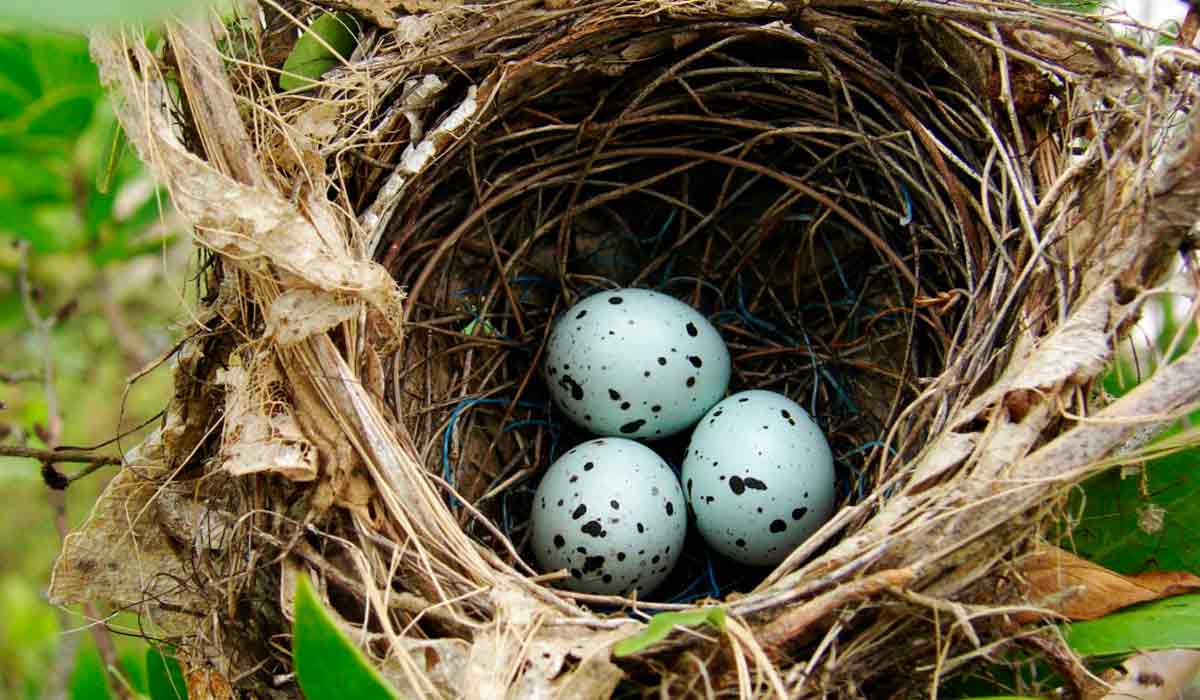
[612,607,726,657]
[22,88,98,139]
[146,647,188,700]
[1064,593,1200,658]
[292,573,400,700]
[0,34,41,119]
[278,13,359,92]
[70,642,111,700]
[1068,432,1200,575]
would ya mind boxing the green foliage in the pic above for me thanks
[1067,425,1200,575]
[147,647,188,700]
[0,0,211,31]
[279,13,360,92]
[612,607,726,657]
[0,29,176,283]
[1064,593,1200,658]
[292,573,401,700]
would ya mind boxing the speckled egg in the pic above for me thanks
[531,438,687,596]
[682,390,836,566]
[544,288,731,439]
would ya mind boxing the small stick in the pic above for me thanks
[757,567,916,657]
[0,445,123,467]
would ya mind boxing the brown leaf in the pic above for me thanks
[1018,544,1200,621]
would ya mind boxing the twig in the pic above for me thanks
[0,369,39,384]
[0,445,123,467]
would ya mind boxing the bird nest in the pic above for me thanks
[50,0,1200,697]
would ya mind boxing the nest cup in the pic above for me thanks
[63,0,1200,696]
[394,25,959,599]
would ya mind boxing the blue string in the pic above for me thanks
[704,552,720,598]
[898,182,913,226]
[818,231,851,296]
[441,397,555,507]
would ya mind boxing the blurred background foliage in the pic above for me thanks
[0,23,191,700]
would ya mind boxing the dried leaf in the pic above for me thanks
[266,289,359,347]
[218,360,318,481]
[48,465,206,617]
[1095,650,1200,700]
[1019,544,1200,621]
[183,665,234,700]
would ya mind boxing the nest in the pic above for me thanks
[49,0,1200,697]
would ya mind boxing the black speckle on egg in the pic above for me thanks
[608,389,621,401]
[581,520,604,537]
[584,414,592,422]
[576,309,587,319]
[558,375,584,401]
[553,534,565,548]
[769,519,787,533]
[651,405,662,413]
[570,569,582,579]
[620,419,646,434]
[583,555,605,572]
[576,546,587,554]
[657,357,667,366]
[617,552,626,561]
[602,574,613,584]
[643,371,651,378]
[744,478,767,491]
[686,322,698,337]
[665,501,675,516]
[557,499,564,506]
[620,401,631,410]
[686,377,696,388]
[687,355,703,368]
[792,507,808,520]
[610,499,620,509]
[651,554,661,564]
[704,496,715,504]
[651,486,659,496]
[736,538,746,548]
[781,409,791,419]
[729,476,745,495]
[687,478,693,495]
[583,461,594,471]
[804,491,809,498]
[636,522,644,533]
[571,504,587,519]
[569,475,578,483]
[738,397,749,403]
[608,296,623,305]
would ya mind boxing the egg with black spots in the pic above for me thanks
[544,289,731,439]
[531,438,687,595]
[682,390,836,566]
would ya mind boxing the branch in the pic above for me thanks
[0,445,123,467]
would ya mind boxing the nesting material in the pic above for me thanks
[47,0,1200,696]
